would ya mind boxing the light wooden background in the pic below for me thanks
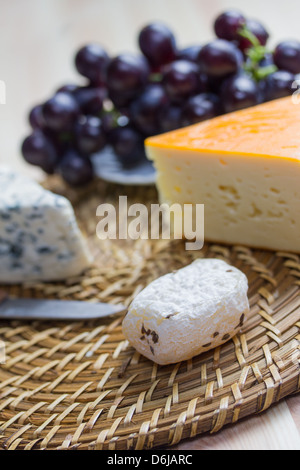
[0,0,300,450]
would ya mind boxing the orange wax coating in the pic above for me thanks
[145,97,300,162]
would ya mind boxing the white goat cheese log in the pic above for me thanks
[0,166,92,283]
[122,259,249,365]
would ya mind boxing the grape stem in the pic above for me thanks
[238,25,261,49]
[149,72,163,82]
[238,25,277,82]
[101,107,121,128]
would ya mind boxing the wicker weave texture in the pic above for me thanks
[0,179,299,450]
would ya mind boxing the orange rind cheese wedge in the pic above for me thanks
[145,97,300,252]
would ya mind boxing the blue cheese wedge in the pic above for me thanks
[0,167,92,283]
[122,259,249,365]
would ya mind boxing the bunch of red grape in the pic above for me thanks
[22,10,300,186]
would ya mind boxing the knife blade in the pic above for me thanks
[0,295,126,321]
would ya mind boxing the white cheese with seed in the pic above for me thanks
[122,259,249,365]
[0,166,92,283]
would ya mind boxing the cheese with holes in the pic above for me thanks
[0,167,92,283]
[145,97,300,253]
[122,259,249,365]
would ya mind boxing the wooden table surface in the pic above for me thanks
[0,0,299,450]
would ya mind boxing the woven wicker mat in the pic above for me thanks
[0,177,299,450]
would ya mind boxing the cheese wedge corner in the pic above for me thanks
[145,97,300,253]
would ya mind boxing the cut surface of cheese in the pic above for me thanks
[0,167,92,283]
[122,259,249,365]
[145,97,300,252]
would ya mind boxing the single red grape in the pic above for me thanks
[59,148,94,186]
[162,60,208,102]
[42,92,79,131]
[273,41,300,74]
[74,115,106,155]
[138,23,177,67]
[129,83,169,136]
[214,10,246,41]
[220,73,261,113]
[109,126,145,166]
[198,40,243,78]
[73,86,107,115]
[263,70,295,101]
[21,130,59,174]
[106,54,150,94]
[181,93,221,126]
[75,44,110,85]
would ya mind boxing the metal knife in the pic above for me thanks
[0,292,126,321]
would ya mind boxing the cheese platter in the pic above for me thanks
[0,6,300,451]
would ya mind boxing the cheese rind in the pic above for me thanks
[0,167,92,283]
[145,97,300,253]
[122,259,249,365]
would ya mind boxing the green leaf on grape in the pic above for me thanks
[238,25,277,82]
[238,25,261,49]
[149,72,163,83]
[254,64,278,81]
